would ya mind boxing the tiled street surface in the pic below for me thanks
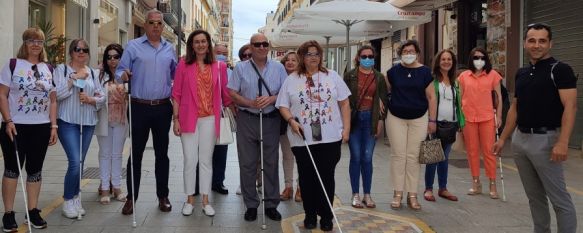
[1,129,582,233]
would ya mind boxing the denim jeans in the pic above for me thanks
[348,110,376,194]
[58,119,95,200]
[424,143,452,190]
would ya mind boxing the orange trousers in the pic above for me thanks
[462,119,497,179]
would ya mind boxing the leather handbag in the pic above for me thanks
[419,135,446,164]
[216,62,235,145]
[436,121,458,145]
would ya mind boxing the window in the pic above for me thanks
[29,1,47,28]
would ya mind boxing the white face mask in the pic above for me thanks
[401,54,417,65]
[473,59,486,71]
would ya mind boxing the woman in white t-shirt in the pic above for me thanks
[276,40,351,232]
[0,27,58,231]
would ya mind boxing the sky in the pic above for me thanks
[231,0,279,60]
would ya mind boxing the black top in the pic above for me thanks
[386,64,433,119]
[514,57,577,128]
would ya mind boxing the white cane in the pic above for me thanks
[492,91,506,202]
[12,137,33,233]
[295,118,343,233]
[259,107,267,230]
[77,86,84,220]
[126,78,137,227]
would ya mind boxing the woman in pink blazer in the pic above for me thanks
[171,29,232,217]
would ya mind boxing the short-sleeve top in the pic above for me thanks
[458,69,502,123]
[386,64,433,119]
[276,70,351,147]
[0,59,55,124]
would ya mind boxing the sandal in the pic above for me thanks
[390,191,403,210]
[467,179,482,195]
[99,192,111,205]
[362,194,376,208]
[113,188,127,202]
[407,193,421,211]
[489,181,499,199]
[424,189,436,202]
[351,193,363,208]
[438,188,458,201]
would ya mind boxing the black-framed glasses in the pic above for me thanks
[360,55,374,59]
[242,53,252,58]
[306,75,315,87]
[74,47,89,53]
[527,23,551,31]
[31,65,40,80]
[472,56,485,61]
[25,39,44,46]
[147,20,163,26]
[252,41,270,48]
[107,54,120,60]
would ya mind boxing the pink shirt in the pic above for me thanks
[458,69,502,123]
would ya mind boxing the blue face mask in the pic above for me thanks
[360,58,374,68]
[216,54,227,62]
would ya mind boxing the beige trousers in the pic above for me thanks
[387,112,428,193]
[280,135,296,187]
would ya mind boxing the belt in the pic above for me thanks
[240,109,280,118]
[131,97,170,106]
[518,126,556,134]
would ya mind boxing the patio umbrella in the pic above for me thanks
[291,0,431,70]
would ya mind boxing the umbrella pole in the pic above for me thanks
[324,36,331,68]
[345,22,351,71]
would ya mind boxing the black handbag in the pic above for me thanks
[435,82,458,145]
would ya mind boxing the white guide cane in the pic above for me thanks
[77,85,85,220]
[126,78,137,227]
[492,91,506,202]
[12,138,33,232]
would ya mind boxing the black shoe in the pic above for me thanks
[320,218,333,231]
[265,208,282,221]
[212,185,229,195]
[244,208,257,221]
[25,208,47,229]
[303,214,317,229]
[2,211,17,233]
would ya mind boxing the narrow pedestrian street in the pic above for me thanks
[1,129,582,233]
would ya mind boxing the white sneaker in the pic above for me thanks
[62,199,78,219]
[236,185,241,195]
[74,196,86,216]
[182,202,194,216]
[202,204,215,217]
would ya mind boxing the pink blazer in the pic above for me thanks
[172,59,232,136]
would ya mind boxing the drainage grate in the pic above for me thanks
[82,167,127,179]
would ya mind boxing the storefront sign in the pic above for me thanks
[71,0,88,9]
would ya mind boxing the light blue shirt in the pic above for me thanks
[228,59,287,114]
[54,64,105,126]
[115,35,177,100]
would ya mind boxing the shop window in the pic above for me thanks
[29,1,47,27]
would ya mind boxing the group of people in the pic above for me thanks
[0,7,577,233]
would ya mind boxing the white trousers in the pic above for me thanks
[181,116,216,195]
[97,122,127,190]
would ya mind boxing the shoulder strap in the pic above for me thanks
[250,61,272,96]
[90,68,95,80]
[64,64,67,77]
[9,58,16,76]
[355,72,375,108]
[47,64,54,74]
[550,61,559,88]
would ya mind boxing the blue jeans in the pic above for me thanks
[424,143,452,190]
[348,110,376,194]
[58,119,95,200]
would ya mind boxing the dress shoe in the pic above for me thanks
[244,208,257,221]
[303,214,317,229]
[265,208,282,221]
[212,185,229,195]
[121,199,133,215]
[158,197,172,212]
[320,218,333,231]
[280,187,293,201]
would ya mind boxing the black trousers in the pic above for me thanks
[126,102,172,200]
[0,123,50,182]
[292,140,341,221]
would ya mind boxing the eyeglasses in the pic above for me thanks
[472,56,486,61]
[242,53,252,59]
[147,20,163,26]
[74,47,90,53]
[401,50,417,55]
[252,42,270,48]
[527,23,551,31]
[305,52,320,58]
[25,39,44,46]
[107,54,120,60]
[360,55,374,59]
[31,65,40,81]
[306,75,315,87]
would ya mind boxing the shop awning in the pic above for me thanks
[71,0,88,9]
[389,0,457,10]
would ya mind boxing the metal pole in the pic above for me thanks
[345,21,351,71]
[177,0,182,57]
[324,36,331,68]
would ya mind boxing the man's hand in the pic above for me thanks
[121,69,132,82]
[492,139,505,157]
[255,96,274,109]
[551,141,569,162]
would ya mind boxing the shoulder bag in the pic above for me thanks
[216,62,236,145]
[434,80,459,145]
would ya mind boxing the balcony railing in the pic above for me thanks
[159,2,178,27]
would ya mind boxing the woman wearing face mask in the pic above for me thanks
[385,40,437,211]
[458,47,502,199]
[343,45,387,208]
[279,52,303,202]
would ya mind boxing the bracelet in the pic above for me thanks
[172,115,179,120]
[4,119,13,123]
[428,119,437,123]
[51,125,58,129]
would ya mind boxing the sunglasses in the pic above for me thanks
[74,47,90,53]
[31,65,41,80]
[305,52,320,58]
[25,39,44,46]
[306,75,315,87]
[107,54,120,60]
[472,56,485,61]
[360,55,374,59]
[252,42,270,48]
[148,20,163,26]
[527,23,551,31]
[242,53,252,58]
